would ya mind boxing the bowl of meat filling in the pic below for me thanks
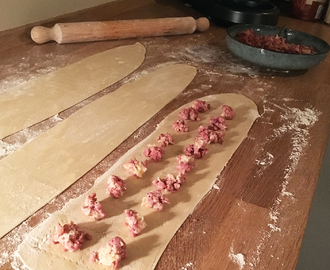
[226,24,330,70]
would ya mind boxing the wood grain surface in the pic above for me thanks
[0,0,330,269]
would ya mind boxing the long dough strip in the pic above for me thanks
[0,64,197,238]
[17,93,259,270]
[0,43,145,139]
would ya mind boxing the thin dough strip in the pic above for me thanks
[0,64,197,238]
[16,93,259,270]
[0,43,146,139]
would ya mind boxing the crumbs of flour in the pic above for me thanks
[0,221,30,269]
[0,114,62,159]
[165,45,261,77]
[181,262,195,270]
[229,246,246,270]
[249,100,321,268]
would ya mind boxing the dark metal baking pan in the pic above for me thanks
[185,0,280,26]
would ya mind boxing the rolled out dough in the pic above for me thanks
[0,64,197,238]
[0,42,145,139]
[17,93,259,270]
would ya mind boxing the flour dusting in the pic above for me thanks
[165,45,261,78]
[249,99,321,268]
[0,221,30,269]
[229,246,246,270]
[0,114,63,160]
[181,262,195,270]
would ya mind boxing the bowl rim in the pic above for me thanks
[226,24,330,56]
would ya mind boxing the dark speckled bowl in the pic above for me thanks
[226,24,330,70]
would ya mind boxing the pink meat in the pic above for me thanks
[221,105,236,120]
[123,158,147,178]
[142,189,170,211]
[209,116,227,131]
[236,29,316,55]
[197,125,225,144]
[184,144,195,157]
[157,132,175,148]
[178,107,200,121]
[176,154,195,175]
[191,99,211,112]
[106,175,126,198]
[90,236,127,269]
[152,174,182,193]
[184,137,209,159]
[81,193,106,220]
[51,221,91,252]
[143,145,164,162]
[124,209,147,237]
[172,119,189,132]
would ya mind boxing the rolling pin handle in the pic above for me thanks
[195,17,210,32]
[30,24,62,44]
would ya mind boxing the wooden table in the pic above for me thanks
[1,0,329,269]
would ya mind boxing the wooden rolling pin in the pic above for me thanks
[31,17,210,44]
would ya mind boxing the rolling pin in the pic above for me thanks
[31,16,210,44]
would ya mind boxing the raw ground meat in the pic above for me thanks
[143,145,164,162]
[156,132,175,148]
[141,189,170,211]
[106,175,126,198]
[191,99,211,113]
[197,125,225,144]
[184,137,209,159]
[209,116,227,131]
[81,193,106,220]
[123,158,147,178]
[172,119,189,132]
[178,107,200,121]
[221,105,236,120]
[236,29,316,54]
[90,236,127,269]
[176,154,195,175]
[51,221,91,252]
[152,174,182,193]
[124,209,147,237]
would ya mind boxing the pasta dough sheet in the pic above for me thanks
[0,42,145,139]
[17,93,259,270]
[0,64,197,238]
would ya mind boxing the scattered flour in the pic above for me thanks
[165,45,261,78]
[0,221,30,269]
[0,140,21,158]
[249,99,321,268]
[0,115,63,160]
[181,262,195,270]
[229,246,246,270]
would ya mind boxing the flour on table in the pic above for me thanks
[181,262,195,270]
[229,245,246,270]
[0,115,63,160]
[248,98,321,268]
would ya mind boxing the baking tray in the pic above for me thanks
[185,0,280,26]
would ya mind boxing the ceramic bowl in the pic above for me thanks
[226,24,330,70]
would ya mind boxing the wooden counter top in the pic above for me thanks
[0,0,330,269]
